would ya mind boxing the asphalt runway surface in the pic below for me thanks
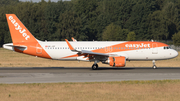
[0,67,180,84]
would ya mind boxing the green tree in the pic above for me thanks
[162,1,178,39]
[0,0,19,6]
[74,0,100,41]
[56,11,86,41]
[1,0,180,47]
[126,31,136,41]
[147,10,169,40]
[172,32,180,46]
[124,0,161,40]
[102,23,129,41]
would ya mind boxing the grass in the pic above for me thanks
[0,48,180,67]
[0,80,180,101]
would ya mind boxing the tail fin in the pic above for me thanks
[6,14,37,43]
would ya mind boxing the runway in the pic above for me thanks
[0,67,180,84]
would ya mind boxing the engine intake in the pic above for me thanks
[108,56,126,67]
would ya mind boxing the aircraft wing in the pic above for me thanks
[80,50,109,56]
[65,39,109,57]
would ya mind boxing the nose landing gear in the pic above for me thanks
[152,60,157,69]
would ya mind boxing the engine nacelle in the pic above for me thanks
[108,56,126,67]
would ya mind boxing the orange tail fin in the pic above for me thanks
[6,14,37,43]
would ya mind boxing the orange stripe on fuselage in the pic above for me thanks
[92,41,168,53]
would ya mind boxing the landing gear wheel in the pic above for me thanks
[92,64,98,70]
[152,60,157,69]
[152,65,157,69]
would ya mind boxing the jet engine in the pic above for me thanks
[108,56,126,67]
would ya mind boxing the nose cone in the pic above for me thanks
[171,49,178,58]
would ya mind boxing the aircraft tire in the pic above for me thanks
[152,65,157,69]
[92,64,98,70]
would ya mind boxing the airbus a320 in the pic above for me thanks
[3,14,178,70]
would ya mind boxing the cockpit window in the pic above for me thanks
[164,46,171,49]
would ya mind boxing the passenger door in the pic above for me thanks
[152,43,158,54]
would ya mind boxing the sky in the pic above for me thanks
[19,0,70,3]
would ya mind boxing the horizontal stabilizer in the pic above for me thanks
[3,43,27,51]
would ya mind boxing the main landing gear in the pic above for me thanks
[92,64,98,70]
[92,60,99,70]
[152,60,157,69]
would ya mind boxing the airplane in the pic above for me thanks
[3,14,179,70]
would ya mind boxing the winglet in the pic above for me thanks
[71,37,77,42]
[65,39,75,50]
